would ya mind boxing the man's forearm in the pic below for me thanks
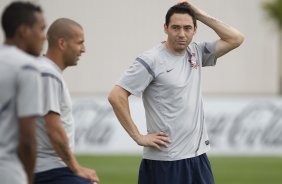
[197,11,243,44]
[44,112,81,172]
[18,141,36,184]
[46,118,99,182]
[108,87,141,142]
[108,86,171,150]
[47,128,80,172]
[110,95,141,141]
[186,1,244,57]
[18,117,37,184]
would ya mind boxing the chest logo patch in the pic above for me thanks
[188,52,199,69]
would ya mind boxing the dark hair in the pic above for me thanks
[165,2,197,27]
[1,1,42,38]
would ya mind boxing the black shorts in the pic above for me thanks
[138,153,215,184]
[34,167,92,184]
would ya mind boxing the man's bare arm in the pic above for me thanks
[44,112,99,183]
[187,1,244,58]
[18,116,37,184]
[108,86,171,150]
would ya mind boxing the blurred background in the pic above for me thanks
[1,0,282,183]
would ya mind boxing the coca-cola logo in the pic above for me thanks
[206,102,282,149]
[72,98,282,154]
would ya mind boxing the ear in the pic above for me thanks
[193,26,197,35]
[164,23,168,34]
[57,38,66,50]
[17,24,32,39]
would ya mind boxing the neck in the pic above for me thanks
[4,38,27,53]
[164,41,186,56]
[45,49,65,71]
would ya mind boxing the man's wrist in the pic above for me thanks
[131,133,142,144]
[68,160,80,173]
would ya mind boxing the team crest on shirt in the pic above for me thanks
[188,52,199,69]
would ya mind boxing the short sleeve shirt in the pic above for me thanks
[117,42,217,160]
[0,45,43,183]
[35,57,75,172]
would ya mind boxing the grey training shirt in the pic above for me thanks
[0,45,43,184]
[35,57,75,172]
[117,42,217,161]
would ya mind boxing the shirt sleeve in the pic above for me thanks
[116,57,155,97]
[16,64,43,117]
[41,72,62,115]
[198,41,217,67]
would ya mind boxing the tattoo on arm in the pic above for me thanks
[59,143,71,162]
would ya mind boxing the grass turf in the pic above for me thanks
[76,155,282,184]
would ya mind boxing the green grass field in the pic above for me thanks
[77,155,282,184]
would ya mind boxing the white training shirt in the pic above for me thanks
[0,45,43,184]
[35,56,75,173]
[117,42,217,161]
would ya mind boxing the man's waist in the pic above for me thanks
[35,155,66,173]
[143,145,210,161]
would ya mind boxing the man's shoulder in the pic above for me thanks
[38,57,64,87]
[38,57,62,77]
[0,45,40,73]
[143,43,164,56]
[138,43,165,64]
[189,41,216,53]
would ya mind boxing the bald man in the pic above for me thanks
[34,18,99,184]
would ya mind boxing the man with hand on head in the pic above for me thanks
[108,1,244,184]
[34,18,99,184]
[0,1,46,184]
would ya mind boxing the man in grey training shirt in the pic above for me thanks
[108,1,244,184]
[0,2,45,184]
[34,18,99,184]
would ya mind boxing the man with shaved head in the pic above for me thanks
[34,18,99,184]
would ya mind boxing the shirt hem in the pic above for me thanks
[142,147,211,161]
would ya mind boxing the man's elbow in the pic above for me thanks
[108,89,119,107]
[232,32,245,48]
[108,86,129,107]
